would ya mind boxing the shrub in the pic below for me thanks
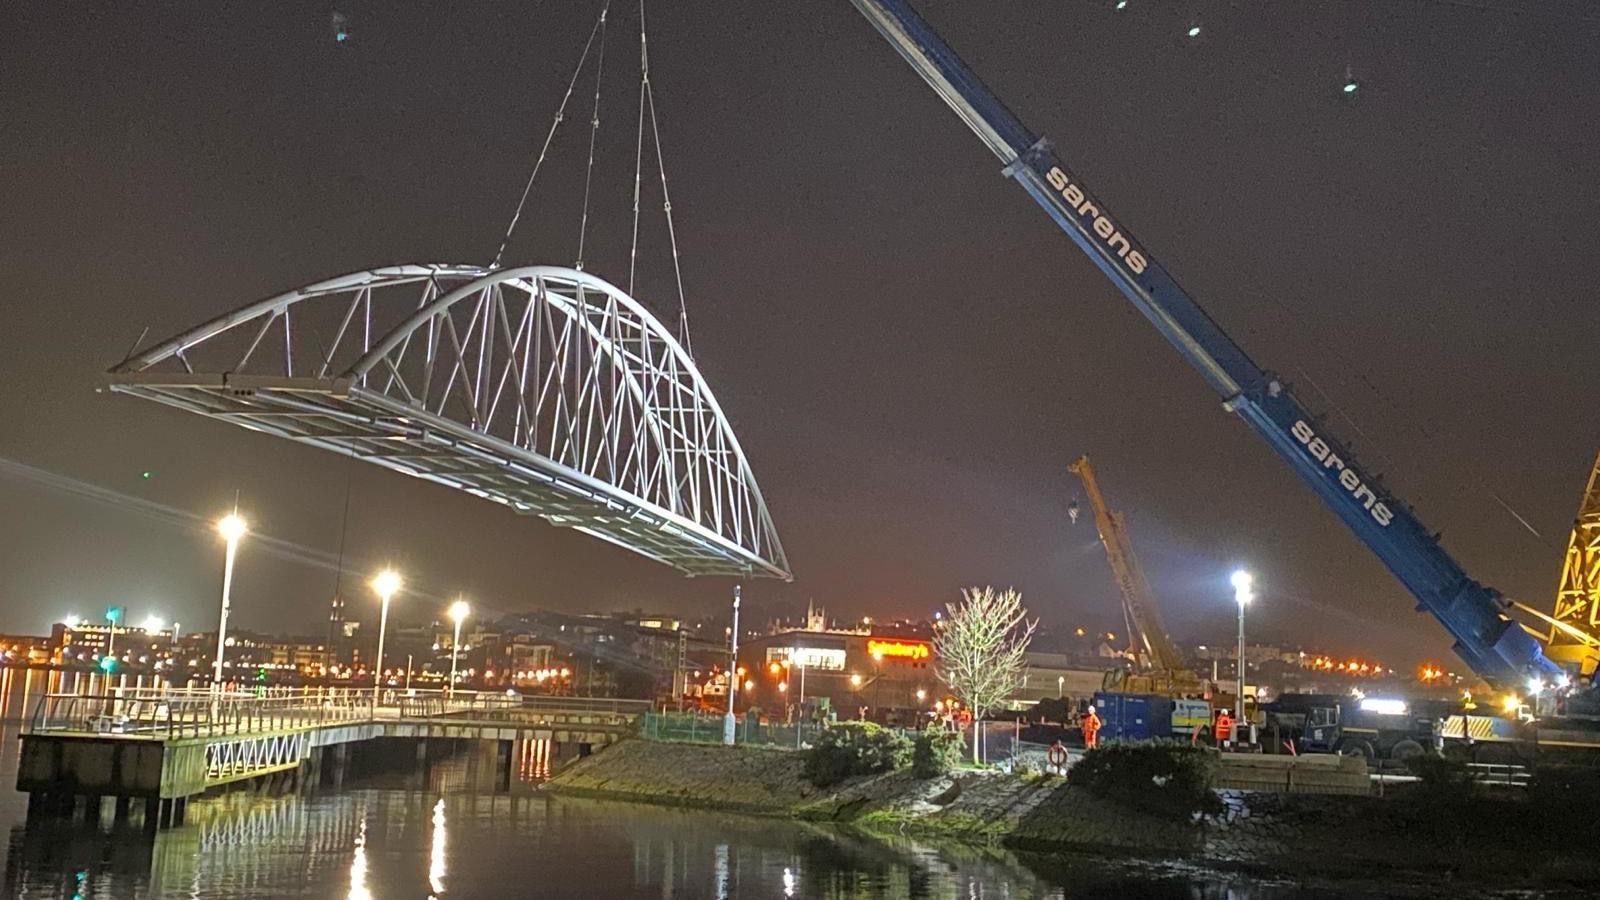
[803,721,913,786]
[1530,764,1600,811]
[1404,753,1473,792]
[912,728,964,779]
[1066,740,1221,818]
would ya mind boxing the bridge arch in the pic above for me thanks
[110,264,790,579]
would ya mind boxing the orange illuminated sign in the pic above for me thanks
[866,639,931,661]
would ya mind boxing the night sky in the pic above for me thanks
[2,2,1597,666]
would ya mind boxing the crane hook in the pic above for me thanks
[1067,499,1080,524]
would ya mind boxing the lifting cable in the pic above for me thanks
[575,6,610,271]
[495,0,696,356]
[492,1,611,270]
[629,0,694,357]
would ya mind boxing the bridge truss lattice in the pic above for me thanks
[107,264,790,579]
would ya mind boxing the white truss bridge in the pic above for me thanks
[106,264,789,579]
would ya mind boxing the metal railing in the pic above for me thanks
[1466,761,1531,787]
[396,691,525,719]
[28,686,651,740]
[28,687,375,740]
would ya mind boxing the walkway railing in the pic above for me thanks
[395,691,525,719]
[28,686,647,740]
[28,688,376,740]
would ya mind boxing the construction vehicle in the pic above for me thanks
[846,0,1563,693]
[1297,696,1456,761]
[1541,451,1600,678]
[1069,455,1208,700]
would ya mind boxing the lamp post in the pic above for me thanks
[213,513,248,693]
[1231,569,1255,744]
[371,569,402,710]
[448,599,470,699]
[723,585,741,746]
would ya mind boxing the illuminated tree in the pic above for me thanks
[934,586,1037,764]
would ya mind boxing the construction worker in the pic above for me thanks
[1214,708,1234,748]
[1081,705,1102,749]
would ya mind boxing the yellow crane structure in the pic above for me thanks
[1544,450,1600,677]
[1069,455,1206,695]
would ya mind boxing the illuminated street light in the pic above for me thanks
[1231,569,1254,746]
[850,673,863,688]
[141,615,165,634]
[724,585,742,746]
[448,598,470,699]
[371,569,403,707]
[212,512,248,692]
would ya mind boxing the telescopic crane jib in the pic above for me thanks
[847,0,1560,689]
[1070,455,1204,695]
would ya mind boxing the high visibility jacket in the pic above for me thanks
[1215,714,1234,739]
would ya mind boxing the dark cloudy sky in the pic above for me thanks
[2,1,1596,666]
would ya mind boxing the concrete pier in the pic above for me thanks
[18,689,643,827]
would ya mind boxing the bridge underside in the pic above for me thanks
[112,372,765,577]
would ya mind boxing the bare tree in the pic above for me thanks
[934,586,1038,764]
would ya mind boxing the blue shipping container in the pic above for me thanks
[1091,691,1174,741]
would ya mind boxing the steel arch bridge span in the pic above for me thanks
[107,264,791,580]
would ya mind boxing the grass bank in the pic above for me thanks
[545,739,1599,893]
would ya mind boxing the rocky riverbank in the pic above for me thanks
[546,739,1600,893]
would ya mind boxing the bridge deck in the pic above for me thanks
[17,688,647,811]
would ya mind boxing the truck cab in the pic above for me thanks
[1300,698,1448,760]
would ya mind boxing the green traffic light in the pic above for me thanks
[1343,79,1359,95]
[141,471,152,479]
[1187,25,1201,38]
[99,656,117,673]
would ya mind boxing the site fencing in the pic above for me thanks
[639,710,828,748]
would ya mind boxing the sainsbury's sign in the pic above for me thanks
[866,638,931,661]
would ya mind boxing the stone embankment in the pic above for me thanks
[547,739,1600,892]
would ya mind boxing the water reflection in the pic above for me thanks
[0,730,1477,899]
[429,797,447,897]
[348,816,371,900]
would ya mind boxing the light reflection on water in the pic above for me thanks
[0,718,1522,899]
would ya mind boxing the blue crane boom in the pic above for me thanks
[847,0,1558,687]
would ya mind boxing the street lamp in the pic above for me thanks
[213,513,248,693]
[371,568,403,708]
[448,598,470,699]
[723,585,742,746]
[1231,569,1255,741]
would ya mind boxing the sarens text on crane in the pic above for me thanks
[1291,419,1394,527]
[1044,166,1148,275]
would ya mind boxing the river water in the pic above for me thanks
[0,673,1566,899]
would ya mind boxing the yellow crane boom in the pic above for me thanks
[1069,455,1192,681]
[1546,450,1600,676]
